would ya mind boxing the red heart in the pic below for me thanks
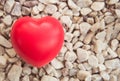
[11,16,64,67]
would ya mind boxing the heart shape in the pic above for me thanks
[11,16,64,67]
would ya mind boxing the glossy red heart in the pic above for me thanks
[11,16,64,67]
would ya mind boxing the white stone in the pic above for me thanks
[45,64,59,77]
[0,35,12,48]
[23,66,31,75]
[73,30,80,37]
[88,55,98,67]
[107,47,118,58]
[77,70,91,80]
[0,72,5,81]
[115,9,120,18]
[0,56,7,67]
[8,65,22,81]
[80,22,91,36]
[83,63,92,71]
[78,64,86,70]
[52,12,62,19]
[2,15,12,26]
[111,39,118,51]
[60,16,72,27]
[61,77,69,81]
[37,3,45,12]
[32,6,39,15]
[32,67,38,74]
[73,41,83,49]
[110,75,117,81]
[44,5,57,14]
[77,0,93,8]
[51,58,64,69]
[108,0,119,4]
[0,10,3,17]
[77,48,89,62]
[4,0,15,13]
[81,8,92,15]
[64,33,73,42]
[41,75,59,81]
[65,43,73,51]
[22,75,29,81]
[98,64,106,71]
[91,2,105,11]
[105,59,120,69]
[22,7,31,15]
[60,46,67,55]
[65,51,77,63]
[68,0,80,11]
[92,74,102,81]
[95,31,106,41]
[100,71,110,80]
[117,48,120,57]
[94,40,107,54]
[11,2,22,16]
[5,48,16,57]
[84,32,94,44]
[96,54,105,64]
[39,0,58,4]
[104,16,115,24]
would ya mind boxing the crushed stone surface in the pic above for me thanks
[0,0,120,81]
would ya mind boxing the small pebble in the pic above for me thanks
[100,71,110,80]
[22,75,30,81]
[23,66,32,75]
[41,75,59,81]
[0,35,12,48]
[88,55,98,67]
[0,56,7,67]
[32,6,39,15]
[0,72,5,81]
[5,48,16,57]
[108,0,119,4]
[60,16,72,27]
[65,51,77,63]
[37,3,45,12]
[22,7,31,15]
[105,59,120,69]
[2,15,12,26]
[77,70,91,80]
[68,0,80,11]
[4,0,15,13]
[11,2,22,16]
[91,2,105,11]
[81,8,92,16]
[44,4,57,14]
[8,65,22,81]
[77,48,89,62]
[51,58,64,69]
[23,1,38,7]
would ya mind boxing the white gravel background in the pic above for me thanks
[0,0,120,81]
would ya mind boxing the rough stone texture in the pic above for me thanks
[8,65,22,81]
[1,0,120,81]
[77,70,91,80]
[91,2,105,11]
[4,0,15,13]
[2,15,12,26]
[41,75,59,81]
[11,2,22,16]
[88,55,98,67]
[0,35,12,48]
[77,48,89,62]
[0,56,7,67]
[51,58,64,69]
